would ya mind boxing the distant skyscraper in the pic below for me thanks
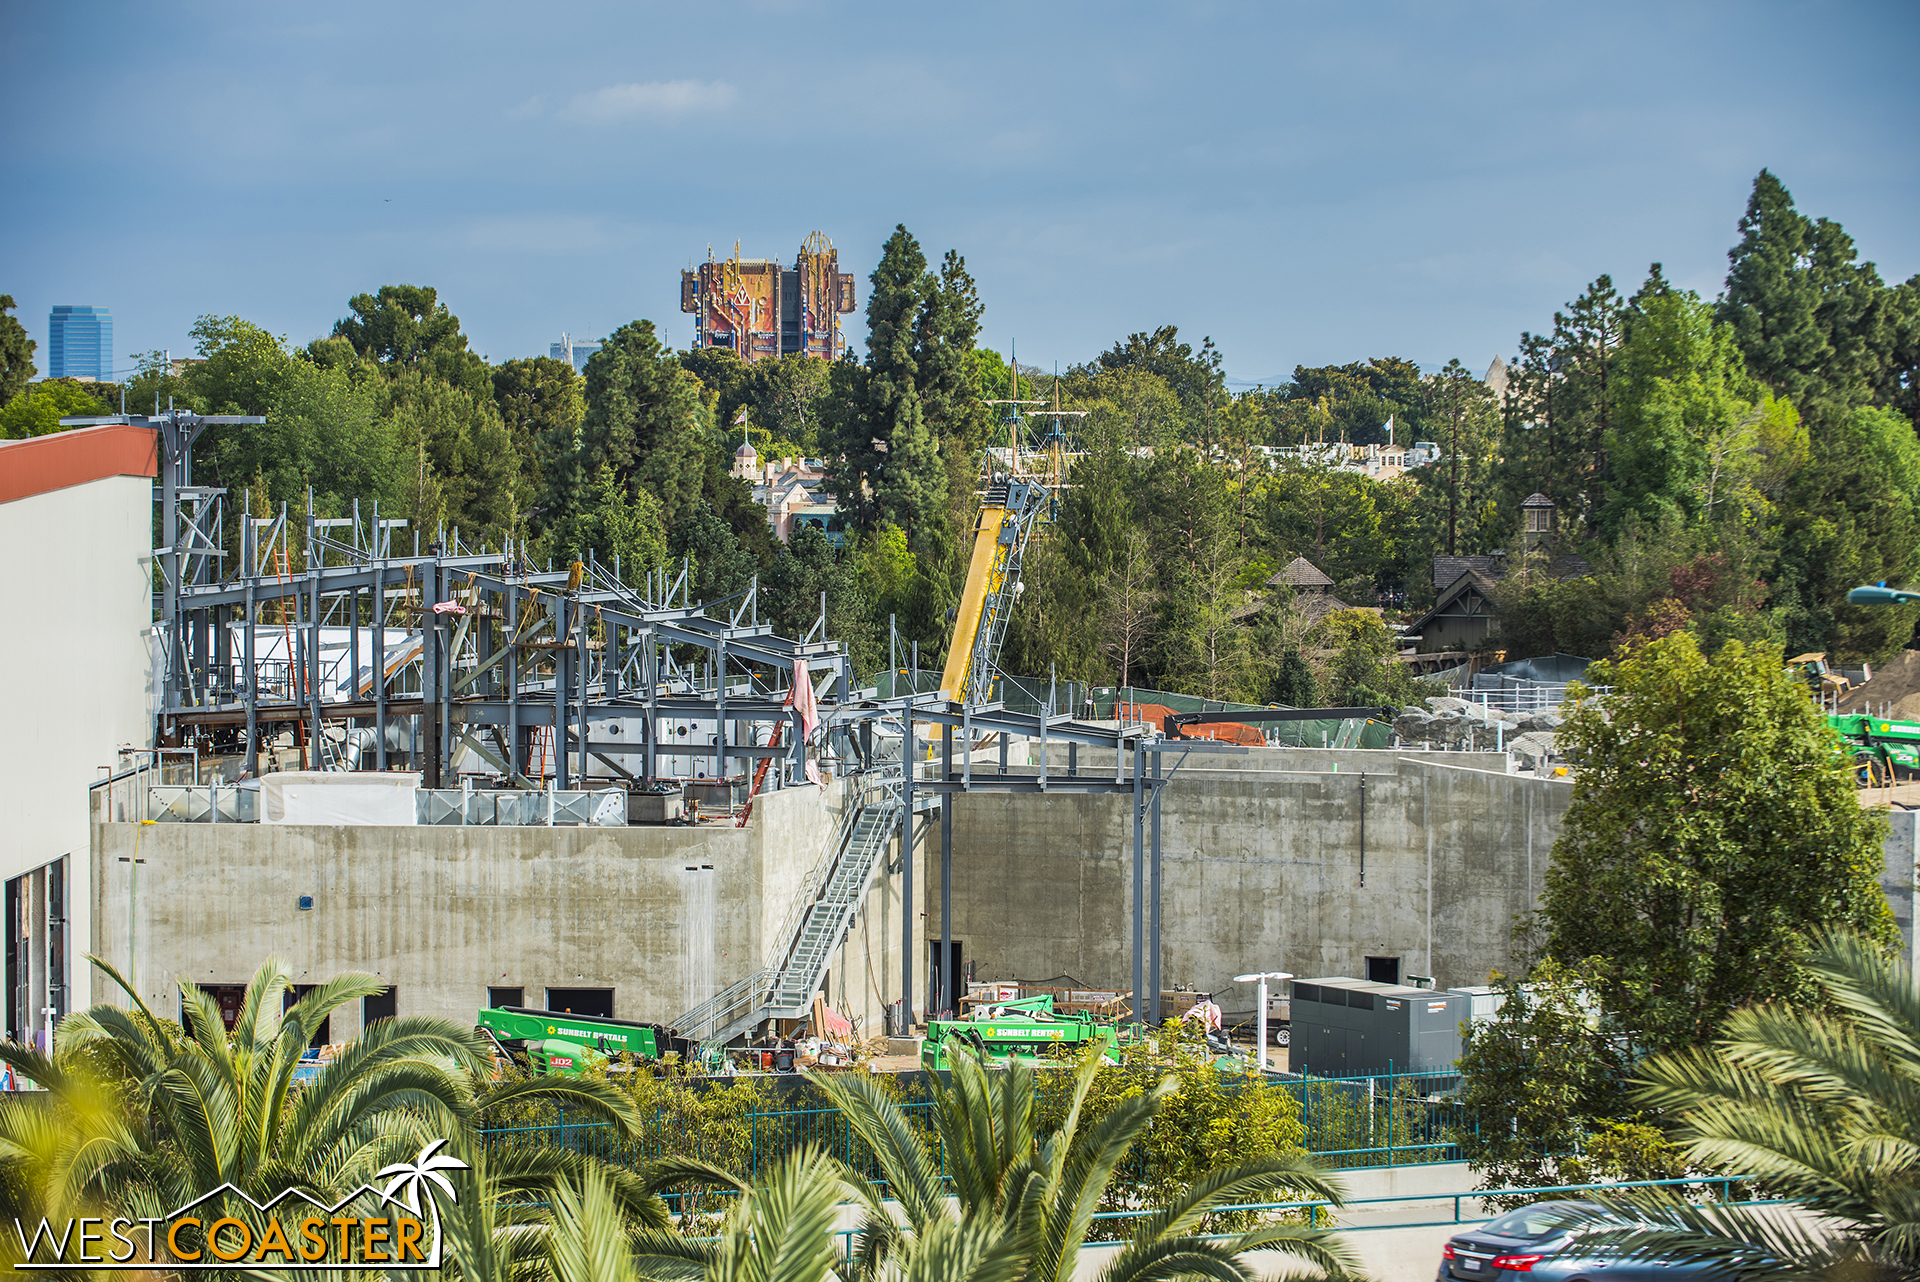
[551,332,601,374]
[47,306,112,381]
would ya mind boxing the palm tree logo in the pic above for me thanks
[376,1139,470,1263]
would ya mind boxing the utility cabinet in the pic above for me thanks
[1289,977,1468,1075]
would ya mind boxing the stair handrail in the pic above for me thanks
[673,765,906,1041]
[673,966,773,1042]
[767,783,904,998]
[763,765,900,973]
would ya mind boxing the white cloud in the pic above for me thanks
[561,80,736,124]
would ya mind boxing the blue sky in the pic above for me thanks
[4,1,1916,387]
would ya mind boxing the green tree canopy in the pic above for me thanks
[492,355,585,523]
[1602,267,1764,534]
[384,368,521,537]
[821,225,985,561]
[1719,169,1898,430]
[0,295,35,407]
[332,284,491,398]
[1543,631,1896,1055]
[1089,324,1226,422]
[0,379,111,439]
[580,320,709,528]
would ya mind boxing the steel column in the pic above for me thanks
[373,562,386,771]
[901,706,915,1032]
[941,721,953,1016]
[242,522,257,776]
[716,638,728,787]
[555,596,570,790]
[1150,749,1163,1024]
[505,582,518,781]
[1132,739,1144,1029]
[576,604,589,784]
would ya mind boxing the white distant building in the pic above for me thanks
[1262,436,1437,479]
[550,332,602,375]
[750,455,841,546]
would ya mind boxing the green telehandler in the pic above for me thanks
[476,1005,693,1074]
[920,994,1122,1071]
[1827,712,1920,787]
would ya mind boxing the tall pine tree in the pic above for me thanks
[579,320,708,528]
[1719,170,1895,430]
[822,225,987,565]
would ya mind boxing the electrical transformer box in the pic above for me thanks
[1289,977,1468,1076]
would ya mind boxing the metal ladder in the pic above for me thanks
[672,767,905,1043]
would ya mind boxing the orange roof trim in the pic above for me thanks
[0,424,159,505]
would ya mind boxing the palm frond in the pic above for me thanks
[473,1073,645,1135]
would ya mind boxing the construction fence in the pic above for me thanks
[474,1064,1465,1209]
[866,673,1392,749]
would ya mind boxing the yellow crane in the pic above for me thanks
[938,476,1050,704]
[937,357,1085,706]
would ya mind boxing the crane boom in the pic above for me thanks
[939,477,1050,703]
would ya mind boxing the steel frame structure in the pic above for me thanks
[72,412,1254,1041]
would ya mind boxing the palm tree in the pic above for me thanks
[0,1040,154,1269]
[1588,930,1919,1278]
[431,1134,710,1282]
[0,953,647,1265]
[33,955,489,1207]
[810,1044,1360,1281]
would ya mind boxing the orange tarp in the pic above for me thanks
[1117,702,1264,746]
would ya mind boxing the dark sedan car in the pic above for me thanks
[1436,1199,1744,1280]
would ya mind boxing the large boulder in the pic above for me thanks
[1516,710,1564,733]
[1392,712,1433,739]
[1508,731,1558,770]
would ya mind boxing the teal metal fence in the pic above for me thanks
[1283,1069,1467,1168]
[475,1068,1461,1191]
[478,1101,941,1209]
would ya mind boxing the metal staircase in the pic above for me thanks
[672,767,905,1044]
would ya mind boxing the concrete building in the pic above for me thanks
[92,743,1573,1038]
[94,778,926,1041]
[935,746,1571,999]
[0,424,157,1042]
[47,306,113,381]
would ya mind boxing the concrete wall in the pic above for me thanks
[90,778,924,1043]
[0,472,154,1023]
[934,747,1571,999]
[1880,806,1917,977]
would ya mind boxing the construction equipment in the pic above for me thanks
[477,1005,684,1074]
[1828,713,1920,787]
[1791,653,1851,706]
[920,993,1121,1071]
[1163,706,1395,741]
[939,476,1051,704]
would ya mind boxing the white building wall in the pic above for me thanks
[0,473,153,1022]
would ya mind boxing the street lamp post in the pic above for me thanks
[1848,585,1920,606]
[1233,970,1292,1072]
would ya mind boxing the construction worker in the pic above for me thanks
[1184,992,1222,1033]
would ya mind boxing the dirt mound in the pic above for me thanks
[1838,649,1920,718]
